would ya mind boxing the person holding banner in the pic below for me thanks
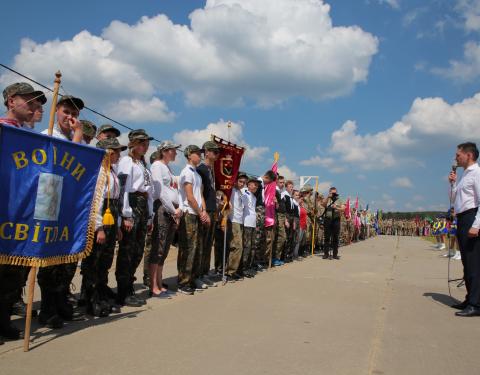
[116,129,154,307]
[37,95,86,328]
[81,138,126,317]
[177,145,209,295]
[149,141,182,298]
[0,82,46,341]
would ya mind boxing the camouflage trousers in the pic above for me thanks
[242,226,256,270]
[214,224,226,273]
[149,200,176,266]
[274,213,287,260]
[38,262,77,294]
[254,206,266,264]
[116,194,148,291]
[81,199,119,296]
[177,213,201,288]
[265,226,276,266]
[143,232,152,284]
[226,222,243,276]
[194,211,215,278]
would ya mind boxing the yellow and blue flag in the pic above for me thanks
[0,125,106,266]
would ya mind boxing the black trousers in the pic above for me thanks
[324,218,341,257]
[456,208,480,307]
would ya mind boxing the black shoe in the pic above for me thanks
[178,286,195,295]
[0,322,23,340]
[322,254,329,259]
[38,312,63,329]
[451,300,469,310]
[109,304,121,314]
[232,273,244,281]
[123,295,143,307]
[333,255,340,260]
[455,305,480,317]
[0,337,3,345]
[11,299,27,317]
[225,275,236,283]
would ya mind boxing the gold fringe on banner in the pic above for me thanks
[0,154,108,267]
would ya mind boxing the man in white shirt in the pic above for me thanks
[449,142,480,317]
[177,145,209,295]
[225,173,248,280]
[242,178,258,277]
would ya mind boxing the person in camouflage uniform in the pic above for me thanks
[81,138,126,317]
[301,184,314,256]
[116,129,154,307]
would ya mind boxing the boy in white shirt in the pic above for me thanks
[225,173,248,280]
[242,178,258,278]
[177,145,209,295]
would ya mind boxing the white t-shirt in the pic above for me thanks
[41,124,87,144]
[179,163,203,215]
[242,190,257,228]
[117,155,154,217]
[151,161,179,215]
[229,187,244,224]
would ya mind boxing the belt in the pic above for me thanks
[457,207,478,218]
[130,191,148,198]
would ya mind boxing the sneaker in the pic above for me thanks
[194,278,208,290]
[438,244,446,250]
[123,295,143,307]
[272,259,284,266]
[453,251,462,260]
[201,276,217,287]
[149,291,172,299]
[178,286,195,295]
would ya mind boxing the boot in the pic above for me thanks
[38,289,63,329]
[56,290,85,322]
[88,289,110,318]
[0,301,22,340]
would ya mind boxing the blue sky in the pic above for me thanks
[1,0,479,212]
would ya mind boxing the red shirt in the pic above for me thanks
[299,206,307,230]
[0,118,21,127]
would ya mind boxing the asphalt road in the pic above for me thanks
[1,236,478,375]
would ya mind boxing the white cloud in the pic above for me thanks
[455,0,480,32]
[300,91,480,171]
[277,165,300,183]
[391,177,413,188]
[1,0,378,110]
[432,41,480,82]
[172,120,269,165]
[376,0,400,10]
[402,7,427,27]
[104,97,175,123]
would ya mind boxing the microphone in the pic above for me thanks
[452,161,457,173]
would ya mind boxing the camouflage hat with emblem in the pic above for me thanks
[3,82,47,106]
[150,151,160,164]
[202,140,220,152]
[158,140,181,152]
[96,137,127,151]
[128,129,153,142]
[183,145,203,158]
[97,124,120,137]
[80,120,97,138]
[300,184,313,193]
[57,95,84,110]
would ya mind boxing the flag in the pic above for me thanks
[344,197,351,219]
[354,196,359,210]
[264,159,278,228]
[212,135,245,201]
[0,125,105,267]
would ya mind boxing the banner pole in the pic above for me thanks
[23,266,37,352]
[311,177,319,256]
[47,71,62,136]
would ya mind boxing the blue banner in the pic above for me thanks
[0,125,105,266]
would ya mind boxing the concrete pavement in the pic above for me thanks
[1,236,478,375]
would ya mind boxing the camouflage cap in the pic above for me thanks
[150,151,159,164]
[96,137,127,151]
[300,184,313,193]
[237,171,248,180]
[97,124,120,137]
[3,82,47,105]
[128,129,153,142]
[158,140,181,152]
[80,120,97,138]
[202,140,220,152]
[184,144,203,158]
[57,95,84,110]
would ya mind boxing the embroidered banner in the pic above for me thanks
[212,135,245,201]
[0,125,105,267]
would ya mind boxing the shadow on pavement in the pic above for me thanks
[423,292,459,307]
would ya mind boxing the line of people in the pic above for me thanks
[0,81,359,344]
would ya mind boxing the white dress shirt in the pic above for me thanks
[452,163,480,228]
[229,188,244,224]
[117,156,154,218]
[242,190,257,228]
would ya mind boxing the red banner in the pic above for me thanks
[212,135,245,201]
